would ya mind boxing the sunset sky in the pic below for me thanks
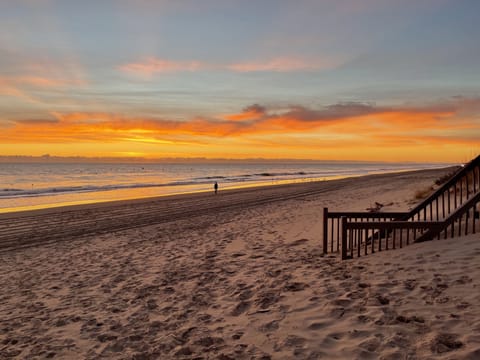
[1,0,479,162]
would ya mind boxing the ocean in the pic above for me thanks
[0,161,452,213]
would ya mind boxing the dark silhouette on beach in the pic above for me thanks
[214,182,218,194]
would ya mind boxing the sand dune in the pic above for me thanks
[1,167,479,359]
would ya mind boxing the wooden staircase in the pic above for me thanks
[323,155,480,259]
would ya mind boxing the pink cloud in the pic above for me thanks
[227,57,336,72]
[119,56,340,76]
[8,76,72,87]
[0,75,86,93]
[0,75,86,104]
[119,57,204,76]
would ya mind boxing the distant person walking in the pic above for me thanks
[214,181,218,195]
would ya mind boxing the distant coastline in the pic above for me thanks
[0,154,456,164]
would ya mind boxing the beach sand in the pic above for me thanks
[1,167,479,359]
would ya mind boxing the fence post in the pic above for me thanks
[323,207,328,254]
[341,216,347,260]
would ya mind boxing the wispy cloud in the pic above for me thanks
[0,76,67,104]
[227,57,337,72]
[118,56,339,76]
[119,57,205,76]
[3,76,71,87]
[0,48,88,105]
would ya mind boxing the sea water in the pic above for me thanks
[0,161,451,213]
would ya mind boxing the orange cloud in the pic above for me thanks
[119,57,204,76]
[1,99,479,161]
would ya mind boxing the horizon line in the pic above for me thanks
[0,154,456,164]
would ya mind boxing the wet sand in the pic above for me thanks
[1,167,479,359]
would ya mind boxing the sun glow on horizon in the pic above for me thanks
[1,97,480,162]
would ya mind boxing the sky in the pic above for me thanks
[1,0,479,162]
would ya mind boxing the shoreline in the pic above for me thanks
[0,166,457,254]
[0,166,456,218]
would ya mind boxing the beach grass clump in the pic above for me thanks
[415,187,434,200]
[435,171,455,186]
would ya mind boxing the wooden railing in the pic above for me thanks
[322,209,407,254]
[340,219,442,260]
[404,155,480,222]
[322,155,480,259]
[340,190,480,259]
[415,189,480,242]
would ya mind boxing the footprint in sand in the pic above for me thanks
[430,333,463,354]
[288,238,309,247]
[395,315,425,324]
[237,288,254,301]
[456,301,471,310]
[327,332,344,340]
[332,298,352,307]
[266,269,282,278]
[357,314,373,323]
[274,335,306,351]
[376,295,390,305]
[259,320,280,332]
[357,339,382,358]
[283,282,308,292]
[231,331,244,340]
[192,335,225,349]
[230,301,251,316]
[404,279,417,290]
[255,291,281,309]
[307,322,328,330]
[454,275,473,284]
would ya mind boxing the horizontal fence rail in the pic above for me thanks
[322,208,407,254]
[341,219,442,260]
[322,155,480,260]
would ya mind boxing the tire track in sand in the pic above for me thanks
[0,181,346,252]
